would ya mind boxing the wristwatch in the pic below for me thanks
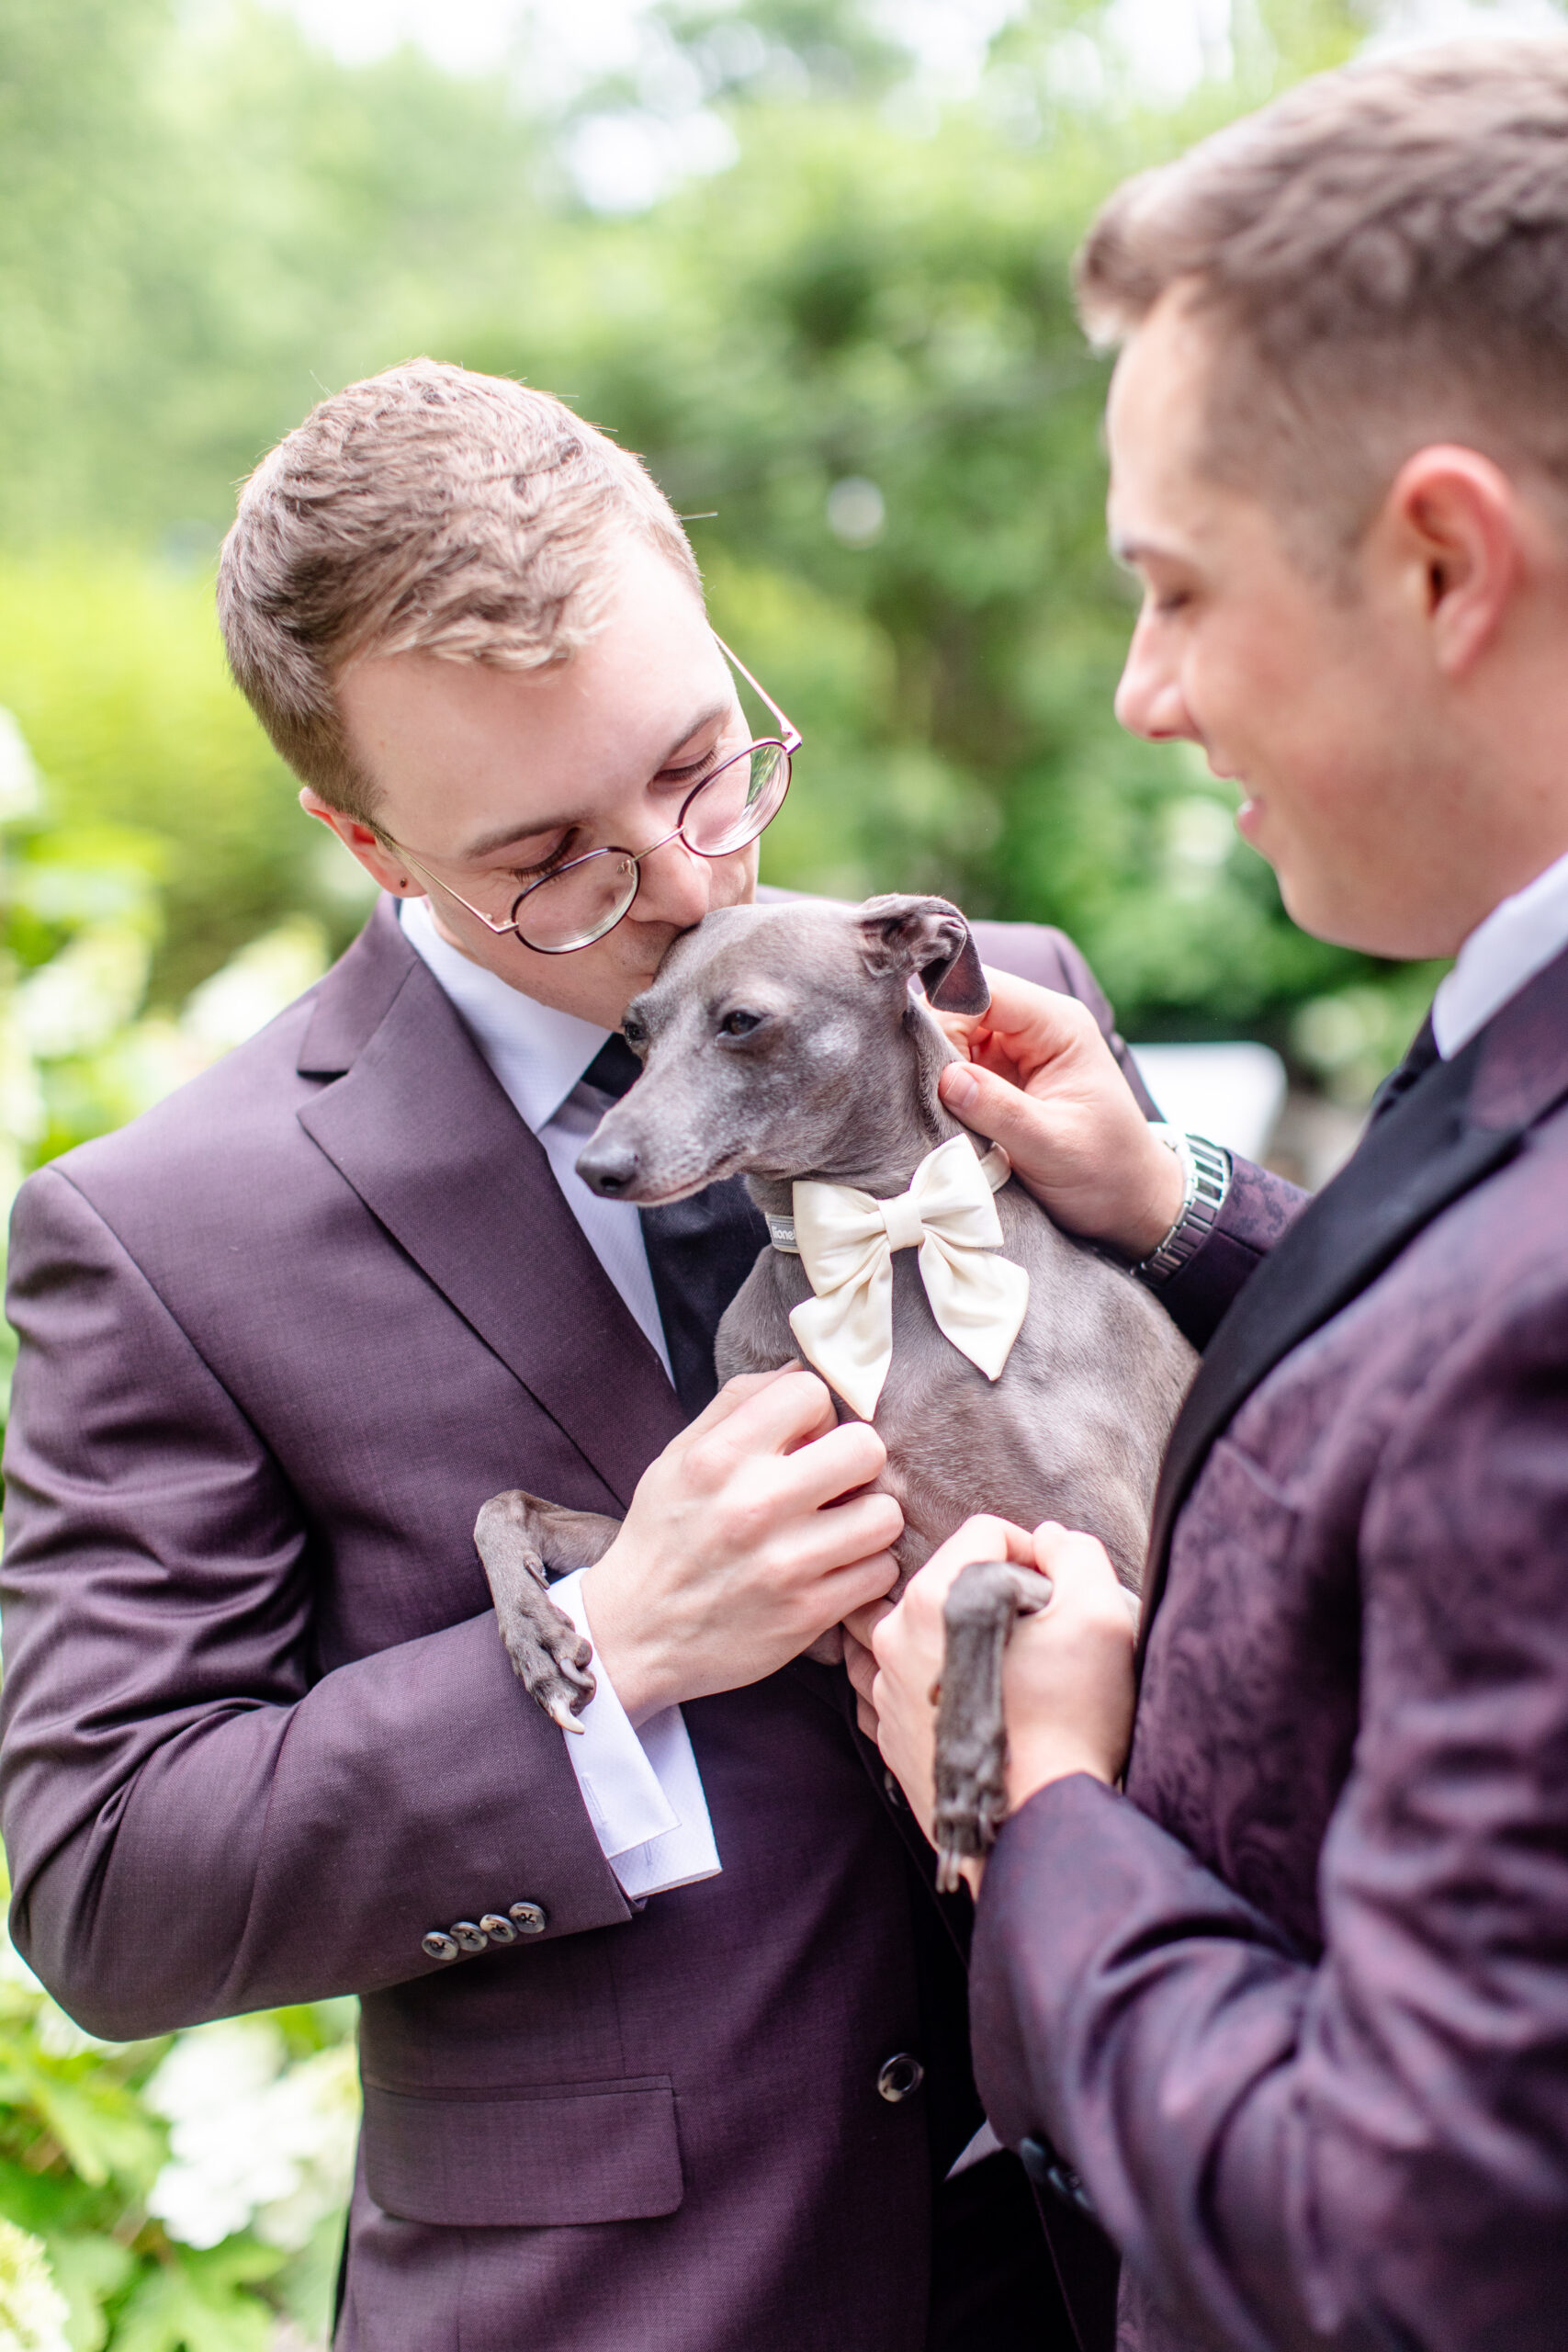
[1133,1125,1231,1289]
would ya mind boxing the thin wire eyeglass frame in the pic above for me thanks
[376,634,801,955]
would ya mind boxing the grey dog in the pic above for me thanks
[475,894,1195,1883]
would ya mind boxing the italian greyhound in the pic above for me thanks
[475,895,1196,1884]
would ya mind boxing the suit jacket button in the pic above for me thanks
[422,1931,459,1962]
[451,1920,489,1953]
[479,1913,516,1944]
[509,1901,547,1935]
[876,2052,924,2103]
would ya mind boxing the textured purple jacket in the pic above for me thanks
[0,897,1142,2352]
[971,944,1568,2351]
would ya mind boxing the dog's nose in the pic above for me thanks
[576,1136,641,1198]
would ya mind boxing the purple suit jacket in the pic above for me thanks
[0,897,1144,2352]
[971,944,1568,2350]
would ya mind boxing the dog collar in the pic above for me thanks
[766,1143,1010,1255]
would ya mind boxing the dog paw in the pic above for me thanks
[499,1597,597,1731]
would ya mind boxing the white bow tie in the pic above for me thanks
[766,1135,1030,1420]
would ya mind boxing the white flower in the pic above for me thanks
[146,2020,360,2253]
[0,2220,71,2352]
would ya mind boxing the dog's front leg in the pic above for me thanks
[474,1490,622,1731]
[931,1559,1051,1893]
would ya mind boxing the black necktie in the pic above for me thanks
[581,1034,770,1419]
[1369,1013,1441,1124]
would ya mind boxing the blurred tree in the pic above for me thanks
[0,0,1543,1055]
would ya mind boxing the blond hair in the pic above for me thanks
[218,360,702,819]
[1077,39,1568,552]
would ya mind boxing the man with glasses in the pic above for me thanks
[1,362,1144,2352]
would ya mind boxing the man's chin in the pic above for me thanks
[1277,868,1398,956]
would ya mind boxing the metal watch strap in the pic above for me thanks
[1134,1126,1231,1290]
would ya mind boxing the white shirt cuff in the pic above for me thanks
[548,1569,722,1900]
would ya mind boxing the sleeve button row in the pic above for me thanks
[421,1901,549,1962]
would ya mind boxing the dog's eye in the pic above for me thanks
[622,1016,649,1048]
[718,1010,763,1039]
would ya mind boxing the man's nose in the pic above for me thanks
[1114,621,1195,742]
[632,830,716,928]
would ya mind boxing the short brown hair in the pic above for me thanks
[218,360,702,820]
[1077,38,1568,551]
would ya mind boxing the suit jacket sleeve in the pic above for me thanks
[0,1167,632,2041]
[1156,1156,1307,1352]
[968,1267,1568,2351]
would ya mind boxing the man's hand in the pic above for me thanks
[845,1515,1034,1832]
[857,1517,1138,1889]
[937,967,1183,1261]
[582,1368,902,1724]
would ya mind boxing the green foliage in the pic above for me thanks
[0,1870,356,2351]
[0,0,1499,1058]
[0,557,369,1009]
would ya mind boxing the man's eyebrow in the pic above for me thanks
[459,810,582,862]
[455,696,735,864]
[1109,530,1186,569]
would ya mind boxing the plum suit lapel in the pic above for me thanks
[294,902,684,1510]
[1139,942,1568,1665]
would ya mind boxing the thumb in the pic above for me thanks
[939,1058,1049,1152]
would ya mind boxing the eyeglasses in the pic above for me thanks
[378,636,800,956]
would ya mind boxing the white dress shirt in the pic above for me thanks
[1433,842,1568,1058]
[400,894,720,1900]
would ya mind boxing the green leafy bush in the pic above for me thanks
[0,1861,355,2352]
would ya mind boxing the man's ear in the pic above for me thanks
[1381,444,1521,678]
[299,787,418,898]
[856,894,990,1015]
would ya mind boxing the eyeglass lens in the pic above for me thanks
[513,741,791,953]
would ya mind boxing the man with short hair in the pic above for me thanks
[861,39,1568,2352]
[0,359,1135,2347]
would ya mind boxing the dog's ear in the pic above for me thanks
[856,895,990,1015]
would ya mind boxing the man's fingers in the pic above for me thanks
[1032,1520,1122,1597]
[870,1514,1030,1667]
[842,1594,895,1652]
[842,1631,878,1707]
[816,1545,901,1623]
[938,1060,1056,1158]
[922,1511,1035,1589]
[797,1495,903,1577]
[976,969,1087,1052]
[694,1367,843,1464]
[676,1364,799,1446]
[771,1415,890,1512]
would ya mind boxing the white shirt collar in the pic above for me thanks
[398,893,611,1135]
[1431,843,1568,1059]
